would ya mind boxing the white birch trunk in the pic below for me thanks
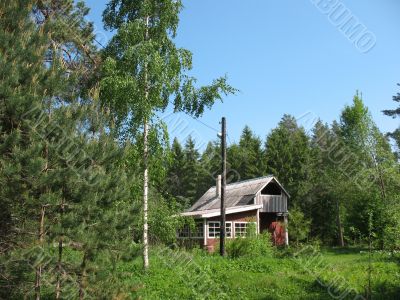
[143,119,149,269]
[143,14,150,270]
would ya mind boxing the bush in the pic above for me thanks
[288,206,311,246]
[225,233,275,258]
[382,202,400,251]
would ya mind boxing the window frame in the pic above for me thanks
[234,221,257,238]
[177,224,190,239]
[207,221,232,239]
[190,221,204,239]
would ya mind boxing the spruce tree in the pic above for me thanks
[309,120,338,244]
[165,138,185,202]
[236,126,264,180]
[181,137,201,206]
[383,84,400,158]
[264,115,312,209]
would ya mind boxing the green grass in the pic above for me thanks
[122,247,400,300]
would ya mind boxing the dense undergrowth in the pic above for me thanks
[3,240,399,299]
[123,241,400,300]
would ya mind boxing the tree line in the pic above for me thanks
[166,96,400,248]
[0,0,399,299]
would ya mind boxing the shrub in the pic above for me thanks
[226,233,275,258]
[382,202,400,251]
[288,206,311,246]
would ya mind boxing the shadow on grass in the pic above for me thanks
[321,246,367,255]
[373,282,400,300]
[256,276,340,300]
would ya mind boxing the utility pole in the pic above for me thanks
[220,117,227,257]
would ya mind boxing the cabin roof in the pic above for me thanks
[184,176,289,216]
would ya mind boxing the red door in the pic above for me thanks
[268,222,285,246]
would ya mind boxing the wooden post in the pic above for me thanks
[284,213,289,246]
[203,219,207,249]
[220,117,226,257]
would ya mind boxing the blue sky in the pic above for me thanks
[86,0,400,149]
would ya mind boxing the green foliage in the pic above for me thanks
[1,1,399,298]
[383,83,400,157]
[100,0,236,135]
[100,0,236,271]
[230,126,264,180]
[289,206,311,246]
[121,247,400,299]
[0,1,136,298]
[382,200,400,251]
[264,114,312,208]
[225,233,275,259]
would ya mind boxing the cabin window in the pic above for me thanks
[226,222,232,238]
[178,225,190,238]
[191,221,204,238]
[208,221,232,238]
[177,222,204,239]
[234,222,256,238]
[234,222,247,237]
[261,181,282,195]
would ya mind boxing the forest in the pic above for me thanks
[0,1,399,299]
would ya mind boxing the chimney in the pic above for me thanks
[216,175,221,198]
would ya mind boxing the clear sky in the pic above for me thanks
[86,0,400,149]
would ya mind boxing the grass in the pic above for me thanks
[122,246,400,300]
[7,243,397,299]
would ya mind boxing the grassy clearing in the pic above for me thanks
[124,247,400,300]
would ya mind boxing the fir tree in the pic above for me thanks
[181,137,201,206]
[236,126,264,180]
[383,83,400,158]
[264,115,312,209]
[165,138,185,201]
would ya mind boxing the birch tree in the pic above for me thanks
[101,0,236,269]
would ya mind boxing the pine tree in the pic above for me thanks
[0,1,135,298]
[0,2,65,297]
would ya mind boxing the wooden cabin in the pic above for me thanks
[179,176,290,252]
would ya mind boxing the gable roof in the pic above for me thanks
[185,176,289,215]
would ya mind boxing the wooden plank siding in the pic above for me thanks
[258,195,287,213]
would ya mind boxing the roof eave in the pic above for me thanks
[181,204,263,219]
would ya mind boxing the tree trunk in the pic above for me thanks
[372,153,386,201]
[36,134,50,300]
[143,119,149,270]
[56,199,65,299]
[142,15,150,270]
[78,252,88,300]
[336,199,344,247]
[35,205,46,300]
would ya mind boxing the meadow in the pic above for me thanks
[122,245,400,300]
